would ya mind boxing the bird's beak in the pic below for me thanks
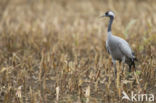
[99,14,106,18]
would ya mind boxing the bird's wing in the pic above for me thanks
[118,39,133,58]
[106,40,110,54]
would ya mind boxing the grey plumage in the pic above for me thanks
[101,11,137,75]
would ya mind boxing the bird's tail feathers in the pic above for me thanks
[131,57,137,69]
[128,57,137,72]
[132,57,138,62]
[132,52,138,61]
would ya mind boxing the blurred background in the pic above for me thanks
[0,0,155,103]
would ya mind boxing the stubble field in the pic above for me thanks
[0,0,156,103]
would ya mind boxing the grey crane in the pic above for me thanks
[100,11,137,75]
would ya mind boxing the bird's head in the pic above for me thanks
[100,11,115,18]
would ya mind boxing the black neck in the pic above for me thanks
[108,17,114,32]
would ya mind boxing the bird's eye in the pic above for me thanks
[105,12,108,15]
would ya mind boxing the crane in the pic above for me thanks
[100,11,137,76]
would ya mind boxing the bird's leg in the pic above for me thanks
[129,65,132,72]
[117,61,121,97]
[121,56,125,74]
[112,59,117,77]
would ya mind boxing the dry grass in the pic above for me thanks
[0,0,156,103]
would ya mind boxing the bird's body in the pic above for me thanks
[106,32,133,61]
[101,11,137,75]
